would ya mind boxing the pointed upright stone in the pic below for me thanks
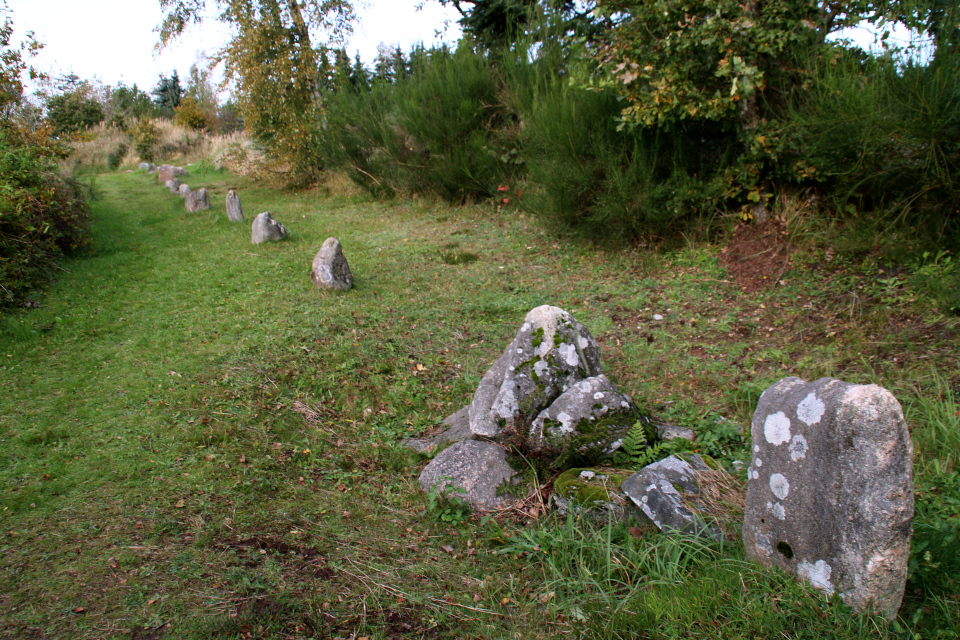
[310,237,353,290]
[158,164,175,182]
[251,212,287,244]
[226,190,244,223]
[742,377,914,620]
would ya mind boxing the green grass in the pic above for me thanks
[0,167,957,639]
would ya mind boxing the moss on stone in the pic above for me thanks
[554,467,635,507]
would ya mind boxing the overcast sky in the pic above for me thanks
[6,0,463,94]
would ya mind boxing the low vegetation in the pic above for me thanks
[0,168,957,639]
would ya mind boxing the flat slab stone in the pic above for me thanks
[623,454,723,540]
[418,440,518,511]
[742,377,913,619]
[405,406,474,453]
[226,190,243,222]
[251,212,288,244]
[311,237,353,290]
[185,188,210,212]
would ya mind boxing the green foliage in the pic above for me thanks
[0,124,90,305]
[425,478,472,525]
[787,48,960,245]
[174,96,213,130]
[129,117,160,162]
[105,82,155,128]
[320,44,520,202]
[151,70,182,114]
[45,90,104,136]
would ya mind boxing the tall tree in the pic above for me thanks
[157,0,356,179]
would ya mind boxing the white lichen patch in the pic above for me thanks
[579,470,596,479]
[797,392,826,426]
[797,559,835,595]
[593,392,605,400]
[603,439,623,455]
[533,360,549,378]
[556,411,575,434]
[754,445,761,452]
[789,434,808,461]
[578,336,590,349]
[756,458,763,467]
[764,412,792,445]
[559,343,579,367]
[769,473,790,500]
[771,502,786,520]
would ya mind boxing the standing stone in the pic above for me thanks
[158,164,175,183]
[165,178,180,194]
[418,440,518,511]
[147,163,158,174]
[742,377,913,620]
[185,188,210,213]
[226,190,244,223]
[139,162,149,170]
[311,237,353,290]
[468,305,602,440]
[251,212,288,244]
[178,184,192,199]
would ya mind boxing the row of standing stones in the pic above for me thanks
[139,164,355,291]
[412,304,914,620]
[137,164,913,618]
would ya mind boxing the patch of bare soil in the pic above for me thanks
[720,220,790,292]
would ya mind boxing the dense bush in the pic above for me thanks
[129,117,160,163]
[319,44,520,202]
[788,48,960,245]
[46,91,104,136]
[0,123,90,305]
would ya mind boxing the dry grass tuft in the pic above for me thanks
[687,467,746,540]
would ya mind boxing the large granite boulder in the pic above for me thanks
[158,164,175,182]
[185,188,210,212]
[527,374,650,460]
[418,440,518,511]
[623,454,723,540]
[742,377,913,620]
[165,178,180,194]
[178,184,191,199]
[226,190,243,223]
[311,237,353,291]
[468,305,602,440]
[251,212,288,244]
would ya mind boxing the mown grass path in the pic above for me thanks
[1,169,957,639]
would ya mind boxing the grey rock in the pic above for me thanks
[418,440,518,511]
[139,162,149,170]
[657,423,697,441]
[468,305,602,439]
[552,467,644,525]
[178,184,192,199]
[528,374,643,458]
[251,212,288,244]
[623,454,723,540]
[742,377,913,620]
[165,178,180,194]
[310,237,353,291]
[174,166,189,177]
[405,406,475,453]
[147,163,157,174]
[185,188,210,213]
[158,164,175,183]
[226,190,244,223]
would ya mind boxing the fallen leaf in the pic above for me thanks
[174,499,185,509]
[147,599,157,605]
[72,607,85,613]
[473,594,481,602]
[441,544,454,553]
[629,527,644,538]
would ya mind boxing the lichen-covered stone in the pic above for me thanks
[418,440,518,511]
[528,374,644,460]
[468,305,602,439]
[165,178,180,194]
[311,237,353,291]
[185,188,210,213]
[622,454,723,540]
[742,377,913,620]
[226,190,244,222]
[251,212,288,244]
[552,467,643,524]
[178,184,191,199]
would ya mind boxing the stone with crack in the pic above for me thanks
[251,212,288,244]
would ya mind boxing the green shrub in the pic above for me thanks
[129,117,160,162]
[46,91,104,136]
[0,124,91,306]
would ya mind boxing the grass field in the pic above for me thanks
[1,166,957,639]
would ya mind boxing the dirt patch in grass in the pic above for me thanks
[720,220,790,292]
